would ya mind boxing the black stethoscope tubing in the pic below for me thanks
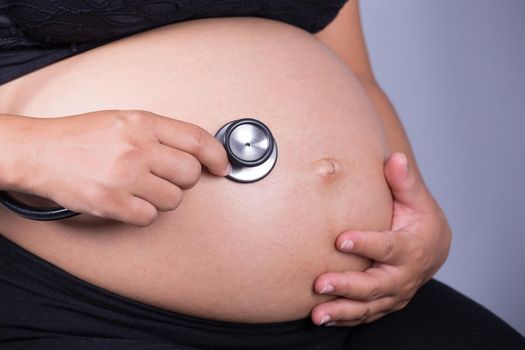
[0,191,79,221]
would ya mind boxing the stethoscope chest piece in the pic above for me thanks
[215,118,278,183]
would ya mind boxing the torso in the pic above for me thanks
[0,17,392,323]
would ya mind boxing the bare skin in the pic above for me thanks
[310,0,451,326]
[0,17,393,323]
[0,0,453,327]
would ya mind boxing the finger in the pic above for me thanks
[151,113,231,176]
[131,172,184,212]
[93,193,158,227]
[311,296,394,326]
[314,268,398,301]
[328,311,388,327]
[336,229,410,264]
[384,152,428,209]
[323,298,412,326]
[148,143,203,190]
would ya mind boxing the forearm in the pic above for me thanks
[0,114,40,191]
[358,76,425,185]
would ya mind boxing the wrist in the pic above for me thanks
[0,114,47,194]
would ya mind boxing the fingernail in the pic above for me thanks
[325,321,337,327]
[339,239,354,252]
[319,315,331,325]
[320,283,334,294]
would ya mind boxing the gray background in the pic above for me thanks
[359,0,525,335]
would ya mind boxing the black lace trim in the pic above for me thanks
[0,0,348,85]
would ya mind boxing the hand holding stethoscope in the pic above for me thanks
[0,111,277,223]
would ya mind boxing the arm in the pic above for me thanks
[311,0,452,326]
[0,114,38,191]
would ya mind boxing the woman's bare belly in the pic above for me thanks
[0,17,393,323]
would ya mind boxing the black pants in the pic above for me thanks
[0,233,523,350]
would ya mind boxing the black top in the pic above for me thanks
[0,0,348,86]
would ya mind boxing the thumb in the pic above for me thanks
[384,152,427,208]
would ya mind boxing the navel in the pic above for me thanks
[313,157,342,177]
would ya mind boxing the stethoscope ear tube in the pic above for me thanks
[0,191,79,221]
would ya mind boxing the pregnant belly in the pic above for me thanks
[0,17,393,323]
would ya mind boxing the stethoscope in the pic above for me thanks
[0,117,278,221]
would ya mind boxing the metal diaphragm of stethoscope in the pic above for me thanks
[0,117,278,221]
[214,117,278,183]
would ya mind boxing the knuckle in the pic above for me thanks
[112,145,144,178]
[124,110,150,124]
[166,187,184,210]
[340,281,351,297]
[359,306,371,321]
[87,183,112,208]
[184,157,202,188]
[88,189,118,219]
[383,236,395,261]
[190,126,209,150]
[367,281,382,300]
[340,273,353,295]
[112,111,142,132]
[120,145,142,167]
[111,128,142,158]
